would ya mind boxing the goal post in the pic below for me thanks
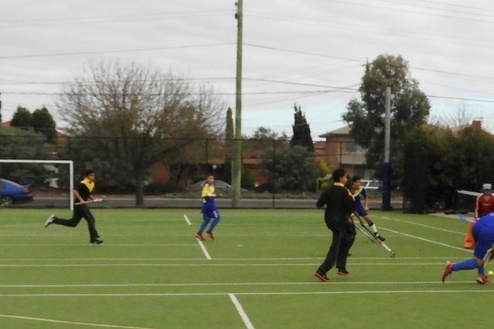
[0,159,74,210]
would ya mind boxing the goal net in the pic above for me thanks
[455,189,480,215]
[0,159,74,209]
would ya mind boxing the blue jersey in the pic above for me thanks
[472,213,494,260]
[353,186,368,216]
[353,186,367,205]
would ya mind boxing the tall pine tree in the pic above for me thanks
[290,104,314,152]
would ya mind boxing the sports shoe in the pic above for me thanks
[44,214,55,227]
[205,231,214,240]
[314,271,330,282]
[374,233,385,241]
[476,274,492,284]
[90,239,104,246]
[337,269,349,276]
[194,233,204,241]
[441,261,453,282]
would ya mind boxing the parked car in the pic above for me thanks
[191,179,232,191]
[0,178,34,204]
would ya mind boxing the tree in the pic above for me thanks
[10,106,32,130]
[290,104,314,152]
[0,126,53,186]
[223,107,234,183]
[32,106,57,144]
[260,145,318,192]
[243,127,288,153]
[226,107,234,140]
[342,55,430,174]
[56,61,225,206]
[405,124,494,211]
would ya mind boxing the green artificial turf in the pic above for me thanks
[0,208,490,328]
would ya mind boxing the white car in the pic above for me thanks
[191,180,232,191]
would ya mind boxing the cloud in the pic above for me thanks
[1,0,494,137]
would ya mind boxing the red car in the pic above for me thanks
[0,178,34,205]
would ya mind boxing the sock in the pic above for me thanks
[452,259,478,271]
[369,223,378,234]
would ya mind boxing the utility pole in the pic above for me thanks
[382,87,392,210]
[232,0,243,207]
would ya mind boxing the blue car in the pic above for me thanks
[0,178,34,205]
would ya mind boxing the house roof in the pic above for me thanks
[319,126,350,138]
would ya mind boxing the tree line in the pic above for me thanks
[1,56,492,211]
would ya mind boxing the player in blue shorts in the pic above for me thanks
[442,212,494,284]
[352,176,385,241]
[194,175,222,241]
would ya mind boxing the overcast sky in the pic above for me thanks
[2,0,494,139]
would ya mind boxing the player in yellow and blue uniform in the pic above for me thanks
[194,175,222,241]
[352,176,385,241]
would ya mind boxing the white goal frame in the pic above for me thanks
[0,159,74,210]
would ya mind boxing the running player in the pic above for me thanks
[351,176,385,241]
[194,175,222,241]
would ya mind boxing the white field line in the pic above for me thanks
[0,262,453,268]
[0,289,492,297]
[0,256,450,261]
[0,314,155,329]
[379,216,471,254]
[0,280,482,288]
[197,239,212,260]
[381,215,465,235]
[0,244,199,247]
[229,294,255,329]
[183,214,191,225]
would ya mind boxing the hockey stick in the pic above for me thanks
[74,196,105,206]
[353,212,396,258]
[484,247,493,263]
[353,223,377,243]
[457,214,475,223]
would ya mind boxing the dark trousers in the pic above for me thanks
[318,222,355,274]
[52,205,100,242]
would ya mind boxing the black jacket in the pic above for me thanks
[316,183,355,230]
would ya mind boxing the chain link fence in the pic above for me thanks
[0,134,402,209]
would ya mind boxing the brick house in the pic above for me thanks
[318,126,374,179]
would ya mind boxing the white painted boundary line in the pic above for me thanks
[0,289,491,297]
[197,240,212,260]
[0,262,458,268]
[187,213,212,260]
[379,216,470,253]
[229,294,255,329]
[0,280,481,288]
[0,280,475,288]
[0,313,154,329]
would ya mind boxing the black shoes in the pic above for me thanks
[337,268,349,276]
[374,233,385,241]
[314,271,330,282]
[90,239,104,246]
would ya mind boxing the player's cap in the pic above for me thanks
[482,183,492,191]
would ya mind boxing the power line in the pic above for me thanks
[0,43,234,60]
